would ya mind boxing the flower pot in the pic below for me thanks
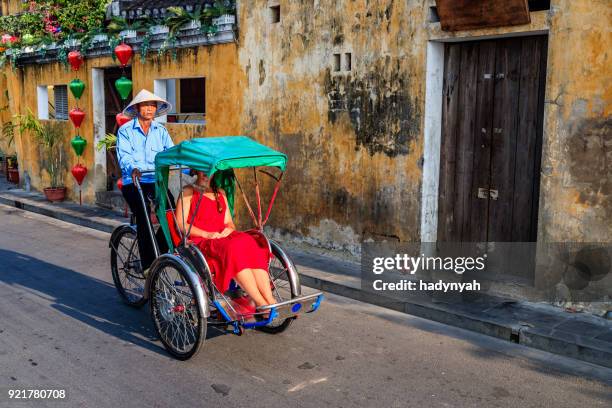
[7,168,19,184]
[119,30,138,39]
[214,14,236,26]
[65,39,80,47]
[181,20,201,30]
[150,25,170,35]
[43,187,66,202]
[92,34,108,43]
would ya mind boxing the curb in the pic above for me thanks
[1,191,610,369]
[0,194,120,233]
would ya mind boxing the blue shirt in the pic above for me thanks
[116,118,174,185]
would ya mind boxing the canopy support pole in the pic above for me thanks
[235,175,259,229]
[254,167,263,228]
[262,172,283,226]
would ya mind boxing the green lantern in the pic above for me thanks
[114,76,132,101]
[71,135,87,157]
[69,79,85,100]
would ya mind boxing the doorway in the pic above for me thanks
[436,36,548,243]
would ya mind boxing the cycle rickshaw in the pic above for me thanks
[109,136,323,360]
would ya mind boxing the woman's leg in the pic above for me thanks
[234,269,268,307]
[252,269,277,305]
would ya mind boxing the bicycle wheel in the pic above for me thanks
[258,244,299,334]
[150,257,206,360]
[110,225,147,308]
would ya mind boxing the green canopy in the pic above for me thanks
[154,136,287,249]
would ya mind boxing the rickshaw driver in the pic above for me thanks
[116,89,175,273]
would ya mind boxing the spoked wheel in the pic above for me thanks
[110,226,147,308]
[258,244,299,334]
[150,257,206,360]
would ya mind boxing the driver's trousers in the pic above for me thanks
[121,182,175,270]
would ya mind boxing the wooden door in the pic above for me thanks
[438,36,547,242]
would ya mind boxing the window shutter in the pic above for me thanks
[54,85,69,120]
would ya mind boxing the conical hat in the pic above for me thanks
[122,89,172,118]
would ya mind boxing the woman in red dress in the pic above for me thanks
[175,170,277,308]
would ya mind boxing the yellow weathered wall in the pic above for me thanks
[0,71,14,155]
[238,0,426,252]
[234,0,610,250]
[536,0,611,242]
[5,58,105,201]
[2,0,22,16]
[5,42,244,203]
[133,44,244,143]
[2,0,610,251]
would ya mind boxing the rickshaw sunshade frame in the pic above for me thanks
[154,136,288,250]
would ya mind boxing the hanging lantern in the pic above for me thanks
[69,108,86,128]
[114,76,132,101]
[69,79,85,100]
[70,135,87,156]
[116,112,131,127]
[71,163,88,185]
[114,43,133,67]
[67,50,83,71]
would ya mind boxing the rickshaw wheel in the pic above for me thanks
[110,226,147,308]
[150,257,206,360]
[258,245,297,334]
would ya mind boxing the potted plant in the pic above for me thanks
[212,0,237,28]
[107,17,149,40]
[96,133,121,190]
[166,6,202,34]
[15,110,67,201]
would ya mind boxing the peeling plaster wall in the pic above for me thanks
[0,72,14,155]
[2,0,23,16]
[4,44,244,204]
[238,0,426,253]
[1,0,610,254]
[537,0,611,243]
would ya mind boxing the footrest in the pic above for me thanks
[259,292,323,317]
[242,293,324,328]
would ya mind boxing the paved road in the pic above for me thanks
[0,204,610,408]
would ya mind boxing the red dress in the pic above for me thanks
[188,189,271,293]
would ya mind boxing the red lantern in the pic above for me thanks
[116,112,131,127]
[71,163,88,185]
[117,178,123,191]
[67,50,83,71]
[69,108,86,128]
[114,43,133,67]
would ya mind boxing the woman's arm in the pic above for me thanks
[175,186,221,239]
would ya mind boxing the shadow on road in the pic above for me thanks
[0,248,228,358]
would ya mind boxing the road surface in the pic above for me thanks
[0,204,610,407]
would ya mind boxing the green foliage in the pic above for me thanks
[95,133,117,152]
[13,109,67,187]
[0,1,238,65]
